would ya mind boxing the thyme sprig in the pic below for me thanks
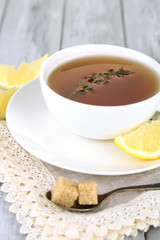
[70,66,132,98]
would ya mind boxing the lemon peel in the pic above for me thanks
[114,120,160,160]
[0,53,49,89]
[0,88,17,119]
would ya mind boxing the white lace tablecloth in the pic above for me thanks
[1,120,160,240]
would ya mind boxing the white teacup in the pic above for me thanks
[40,44,160,140]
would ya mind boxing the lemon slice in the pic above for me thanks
[114,120,160,159]
[0,53,49,89]
[0,88,17,119]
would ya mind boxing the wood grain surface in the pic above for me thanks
[62,0,125,48]
[0,0,160,239]
[123,0,160,62]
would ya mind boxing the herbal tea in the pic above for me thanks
[48,56,159,106]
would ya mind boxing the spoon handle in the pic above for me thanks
[99,183,160,202]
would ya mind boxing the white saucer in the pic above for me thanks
[6,78,160,175]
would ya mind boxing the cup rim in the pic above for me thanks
[40,44,160,109]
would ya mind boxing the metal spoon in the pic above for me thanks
[46,183,160,212]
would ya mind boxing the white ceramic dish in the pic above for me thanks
[6,78,160,175]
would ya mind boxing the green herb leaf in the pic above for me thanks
[85,87,93,92]
[69,65,132,98]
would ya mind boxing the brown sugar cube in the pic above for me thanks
[78,181,98,205]
[51,177,78,208]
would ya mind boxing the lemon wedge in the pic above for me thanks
[0,88,17,119]
[114,120,160,160]
[0,53,49,89]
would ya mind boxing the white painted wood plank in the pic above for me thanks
[0,189,26,240]
[125,231,145,240]
[62,0,125,48]
[0,0,64,66]
[146,226,160,240]
[123,0,160,62]
[0,0,7,21]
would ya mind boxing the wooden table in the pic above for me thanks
[0,0,160,239]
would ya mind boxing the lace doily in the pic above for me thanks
[1,120,160,240]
